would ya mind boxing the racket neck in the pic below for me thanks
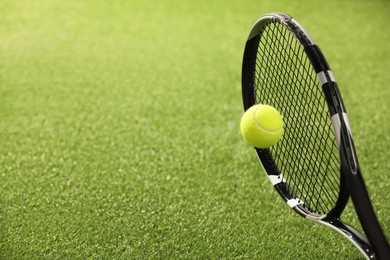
[339,124,390,260]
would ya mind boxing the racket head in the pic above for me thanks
[241,12,349,221]
[242,13,390,259]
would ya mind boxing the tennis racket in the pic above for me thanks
[241,12,389,260]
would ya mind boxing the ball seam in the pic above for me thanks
[253,106,282,134]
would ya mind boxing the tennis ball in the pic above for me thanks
[240,104,284,148]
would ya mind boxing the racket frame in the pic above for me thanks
[242,12,389,260]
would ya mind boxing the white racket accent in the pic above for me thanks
[331,112,353,149]
[287,198,304,208]
[331,114,341,148]
[317,70,336,85]
[268,174,285,185]
[327,70,336,82]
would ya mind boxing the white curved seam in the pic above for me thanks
[253,106,282,134]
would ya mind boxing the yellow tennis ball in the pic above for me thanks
[240,104,284,148]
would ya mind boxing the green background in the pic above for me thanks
[1,0,389,259]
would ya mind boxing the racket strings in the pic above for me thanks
[254,21,341,215]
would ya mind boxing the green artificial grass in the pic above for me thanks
[1,0,389,259]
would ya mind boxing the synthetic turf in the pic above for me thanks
[1,0,389,258]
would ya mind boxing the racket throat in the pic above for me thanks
[320,218,374,259]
